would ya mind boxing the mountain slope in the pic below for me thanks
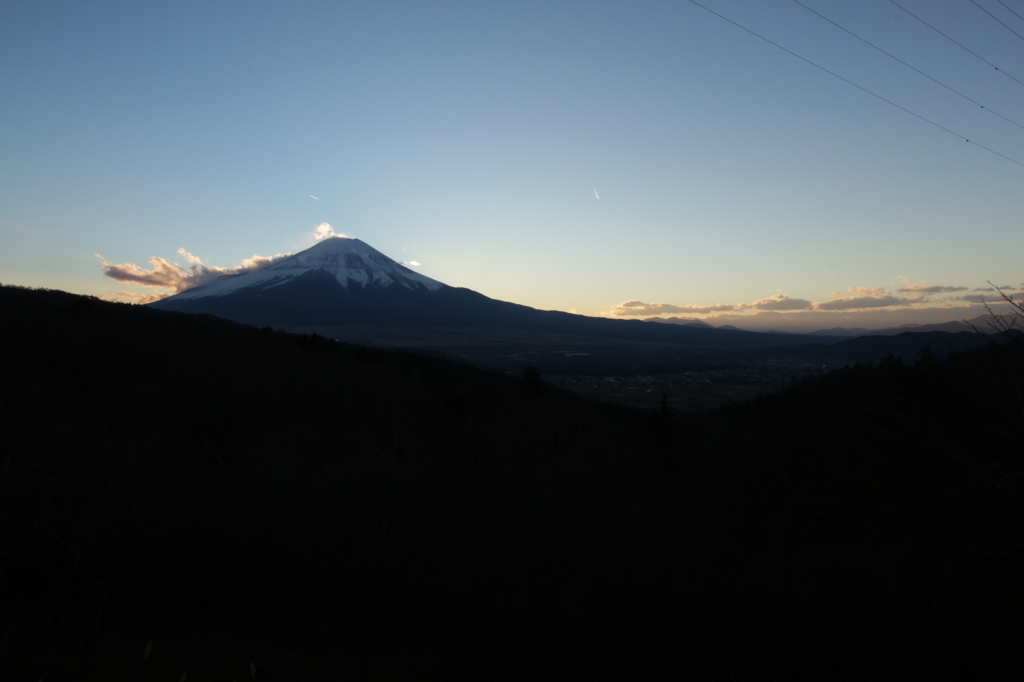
[166,237,444,301]
[149,237,843,349]
[3,283,1022,678]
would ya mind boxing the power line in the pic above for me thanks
[886,0,1024,89]
[790,0,1024,131]
[683,0,1024,168]
[996,0,1024,24]
[971,0,1024,42]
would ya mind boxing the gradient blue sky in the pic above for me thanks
[2,0,1021,331]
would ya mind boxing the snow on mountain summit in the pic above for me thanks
[167,237,444,301]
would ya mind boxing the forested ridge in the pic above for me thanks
[1,284,1022,680]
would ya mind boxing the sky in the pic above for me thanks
[2,0,1022,332]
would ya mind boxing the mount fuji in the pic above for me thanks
[150,236,642,334]
[168,236,445,299]
[150,237,460,327]
[148,236,823,348]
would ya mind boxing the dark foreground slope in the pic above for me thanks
[2,285,1023,679]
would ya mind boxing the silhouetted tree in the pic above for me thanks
[520,365,544,400]
[965,283,1024,425]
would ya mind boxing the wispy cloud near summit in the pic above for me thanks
[99,224,351,300]
[98,247,287,299]
[313,223,347,241]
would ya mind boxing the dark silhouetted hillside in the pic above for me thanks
[2,284,1022,679]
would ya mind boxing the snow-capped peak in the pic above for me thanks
[165,236,444,301]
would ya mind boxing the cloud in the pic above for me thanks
[177,249,201,265]
[603,277,1014,331]
[99,248,288,297]
[610,300,735,316]
[897,282,968,294]
[313,222,347,240]
[815,294,920,311]
[674,304,983,333]
[107,290,167,304]
[737,294,813,311]
[811,284,929,311]
[848,286,889,298]
[101,224,348,301]
[308,195,319,200]
[98,254,187,289]
[611,294,812,317]
[238,254,281,270]
[402,260,421,267]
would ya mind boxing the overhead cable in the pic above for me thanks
[684,0,1024,168]
[971,0,1024,42]
[996,0,1024,24]
[886,0,1024,89]
[791,0,1024,131]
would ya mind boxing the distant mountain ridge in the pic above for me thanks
[810,318,982,336]
[644,317,715,329]
[148,237,844,350]
[646,313,984,338]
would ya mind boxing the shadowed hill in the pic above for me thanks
[762,329,989,363]
[151,277,844,348]
[2,284,1022,679]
